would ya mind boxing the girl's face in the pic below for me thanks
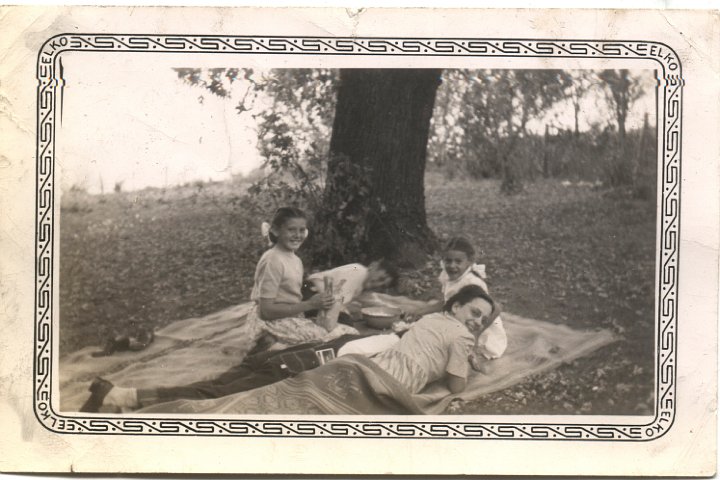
[452,297,493,331]
[443,249,472,281]
[273,217,308,252]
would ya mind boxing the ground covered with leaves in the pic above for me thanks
[60,176,656,415]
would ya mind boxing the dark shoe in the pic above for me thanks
[128,330,154,351]
[91,335,129,357]
[79,377,114,413]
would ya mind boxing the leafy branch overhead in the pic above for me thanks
[173,66,337,206]
[175,67,258,112]
[172,66,656,265]
[174,66,653,197]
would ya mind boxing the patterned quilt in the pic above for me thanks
[60,294,616,414]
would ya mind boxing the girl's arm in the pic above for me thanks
[405,299,443,322]
[446,337,473,392]
[446,373,467,394]
[259,292,334,321]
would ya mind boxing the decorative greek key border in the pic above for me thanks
[35,35,682,440]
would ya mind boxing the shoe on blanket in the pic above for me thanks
[91,330,154,357]
[128,330,154,351]
[91,335,129,357]
[79,377,114,413]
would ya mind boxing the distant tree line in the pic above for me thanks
[175,67,657,266]
[177,67,655,196]
[426,69,655,195]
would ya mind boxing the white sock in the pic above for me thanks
[104,386,138,409]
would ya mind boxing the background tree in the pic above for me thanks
[429,71,491,179]
[176,67,442,267]
[566,70,597,138]
[597,69,648,188]
[248,69,338,212]
[313,69,442,267]
[445,69,572,193]
[175,67,337,209]
[175,66,656,263]
[598,69,645,144]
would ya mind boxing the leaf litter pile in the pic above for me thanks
[60,177,656,415]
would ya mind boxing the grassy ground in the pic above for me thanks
[59,175,657,415]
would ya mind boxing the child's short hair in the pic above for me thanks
[268,207,307,244]
[443,284,494,313]
[443,236,475,259]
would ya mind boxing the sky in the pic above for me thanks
[57,53,263,193]
[57,52,658,194]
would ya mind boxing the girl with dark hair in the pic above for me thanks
[81,285,496,412]
[370,284,496,394]
[79,207,360,412]
[303,258,398,327]
[251,207,358,347]
[408,236,507,364]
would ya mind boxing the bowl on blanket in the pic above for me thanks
[361,306,402,330]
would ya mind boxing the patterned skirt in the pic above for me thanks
[370,349,428,394]
[248,306,359,350]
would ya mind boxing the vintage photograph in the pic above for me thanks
[1,6,717,476]
[56,54,660,417]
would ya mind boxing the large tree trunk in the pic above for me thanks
[499,91,525,195]
[312,69,442,268]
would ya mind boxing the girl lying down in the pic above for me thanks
[372,284,494,394]
[81,284,494,412]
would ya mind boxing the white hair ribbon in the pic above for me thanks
[438,260,448,284]
[471,264,487,279]
[261,221,272,246]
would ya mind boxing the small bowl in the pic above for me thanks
[361,306,402,330]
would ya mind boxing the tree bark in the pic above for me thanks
[313,69,442,268]
[500,84,525,195]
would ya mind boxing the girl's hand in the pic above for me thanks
[403,312,421,323]
[403,300,443,323]
[468,353,483,372]
[309,291,335,310]
[470,309,498,333]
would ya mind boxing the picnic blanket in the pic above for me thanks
[59,295,616,414]
[137,354,424,415]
